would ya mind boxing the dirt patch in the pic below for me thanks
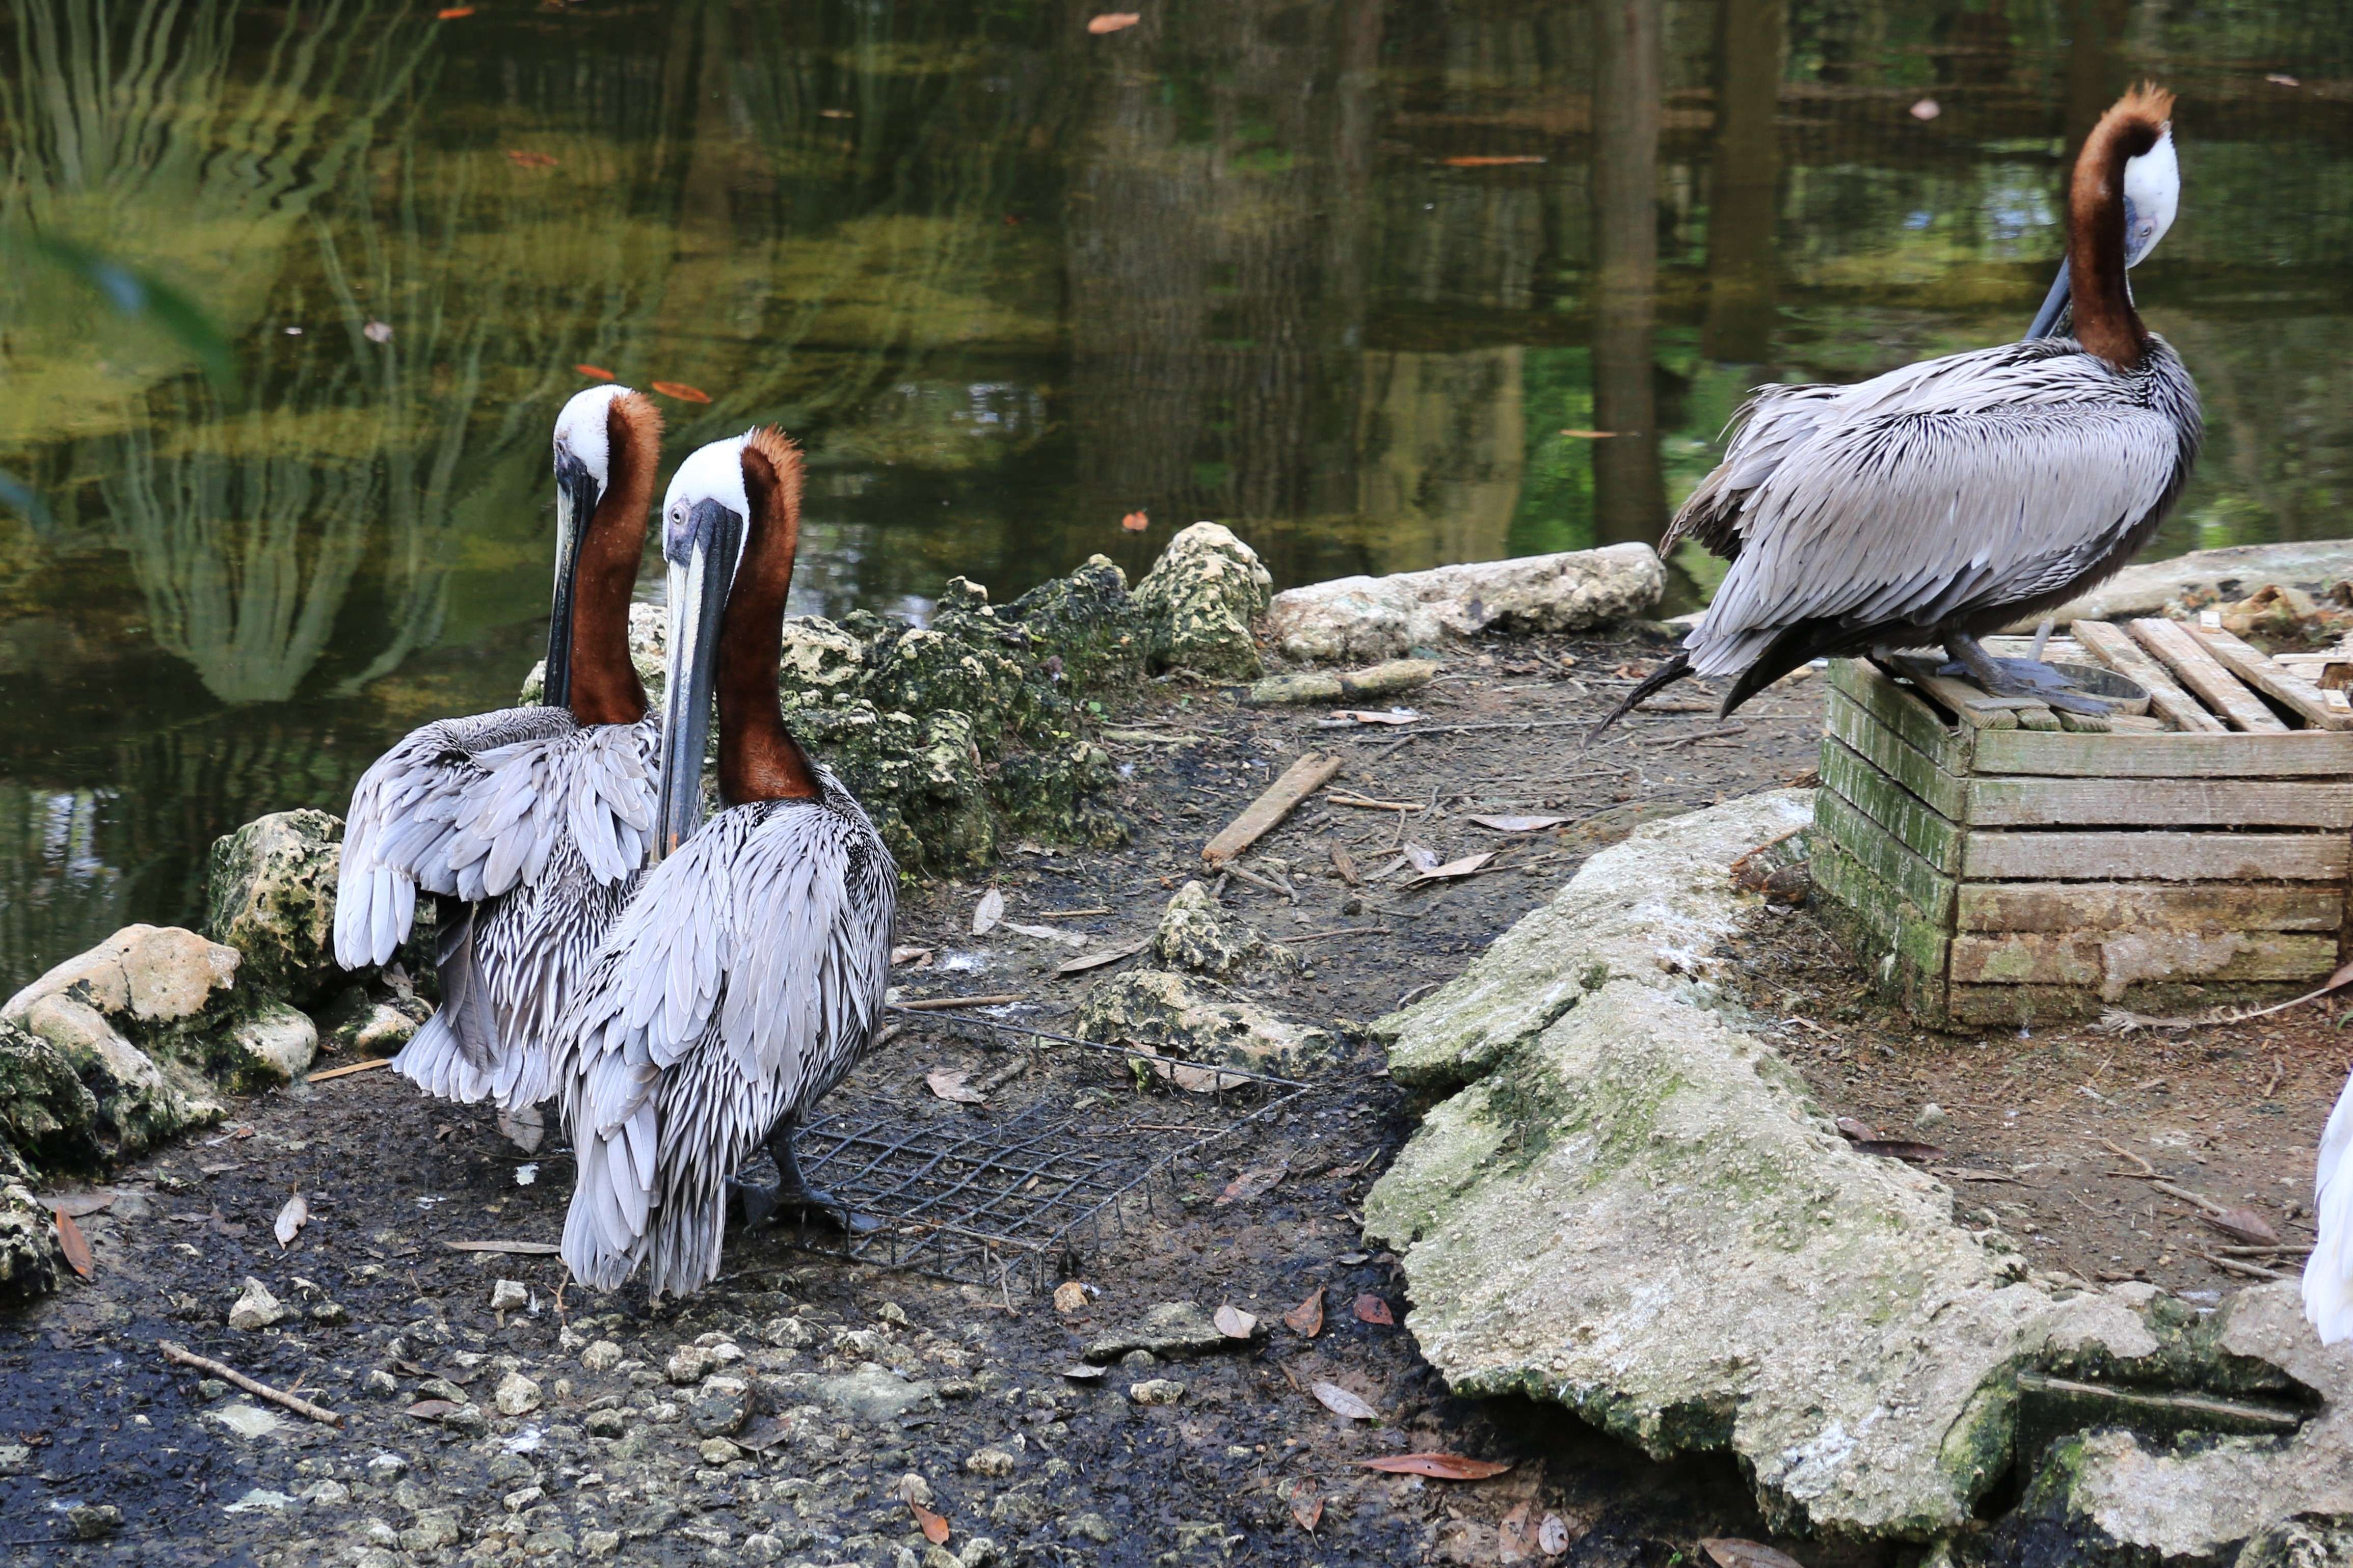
[2,634,1867,1568]
[1724,907,2339,1301]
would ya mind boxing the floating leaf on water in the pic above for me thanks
[1469,815,1570,833]
[972,888,1004,936]
[435,6,475,16]
[503,149,557,169]
[1909,97,1941,120]
[1213,1304,1255,1339]
[1309,1381,1379,1421]
[910,1502,950,1545]
[650,380,711,404]
[574,364,616,382]
[362,320,393,344]
[1442,154,1546,167]
[1291,1494,1323,1532]
[926,1070,985,1105]
[53,1209,93,1279]
[1701,1538,1810,1568]
[1120,510,1149,532]
[1086,12,1140,33]
[1358,1452,1512,1479]
[1284,1286,1325,1338]
[1352,1293,1394,1326]
[274,1193,309,1250]
[2269,73,2302,87]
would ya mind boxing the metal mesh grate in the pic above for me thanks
[769,1035,1308,1293]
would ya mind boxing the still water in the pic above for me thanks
[2,0,2350,987]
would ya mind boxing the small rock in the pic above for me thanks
[228,1277,286,1331]
[353,1552,400,1568]
[964,1445,1019,1478]
[66,1504,120,1540]
[490,1279,528,1313]
[1128,1378,1186,1405]
[1915,1102,1953,1132]
[1085,1301,1229,1362]
[665,1345,712,1385]
[699,1437,742,1465]
[1119,1349,1157,1371]
[494,1372,543,1416]
[688,1378,750,1438]
[443,1402,488,1437]
[758,1316,814,1350]
[197,1377,229,1400]
[742,1533,785,1564]
[581,1339,623,1372]
[1068,1512,1116,1544]
[958,1538,1002,1567]
[581,1531,621,1558]
[357,1518,399,1546]
[584,1408,629,1438]
[366,1453,407,1482]
[308,1300,349,1326]
[400,1508,461,1550]
[502,1484,544,1512]
[896,1473,937,1508]
[364,1369,397,1397]
[298,1480,349,1506]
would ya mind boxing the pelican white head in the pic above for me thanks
[545,383,635,712]
[2121,124,2178,268]
[654,432,759,857]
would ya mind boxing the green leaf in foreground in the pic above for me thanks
[0,470,50,526]
[23,234,239,393]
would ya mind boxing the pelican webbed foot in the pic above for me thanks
[766,1125,882,1236]
[1939,634,2116,716]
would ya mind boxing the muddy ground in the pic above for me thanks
[12,629,2321,1568]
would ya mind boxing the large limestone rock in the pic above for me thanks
[1077,968,1333,1086]
[1131,523,1272,680]
[204,809,342,1003]
[1266,542,1663,664]
[2025,539,2353,629]
[1363,792,2327,1544]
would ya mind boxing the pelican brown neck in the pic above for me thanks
[715,428,819,805]
[566,392,661,727]
[2067,85,2173,370]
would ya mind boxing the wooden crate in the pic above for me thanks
[1810,625,2353,1028]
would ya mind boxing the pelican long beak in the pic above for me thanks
[654,498,742,860]
[545,448,599,710]
[2024,258,2072,342]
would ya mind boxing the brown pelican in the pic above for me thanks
[334,385,664,1117]
[2311,1086,2353,1343]
[556,428,896,1299]
[1598,86,2199,733]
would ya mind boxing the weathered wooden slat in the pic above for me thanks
[2070,619,2227,734]
[1961,830,2350,882]
[1950,930,2336,987]
[1948,979,2313,1027]
[1983,635,2090,665]
[2016,703,2064,732]
[2128,617,2290,734]
[1965,776,2353,829]
[1885,656,2023,729]
[1825,690,1968,820]
[1819,739,1966,875]
[2191,625,2353,732]
[1971,725,2353,778]
[1829,660,1969,773]
[1811,842,1950,1020]
[1956,881,2344,934]
[1814,780,1959,925]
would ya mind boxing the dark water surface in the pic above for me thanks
[3,0,2351,986]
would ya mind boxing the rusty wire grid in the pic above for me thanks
[766,1008,1312,1294]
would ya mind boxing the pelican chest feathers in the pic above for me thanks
[336,384,665,1114]
[557,427,896,1300]
[1599,85,2201,735]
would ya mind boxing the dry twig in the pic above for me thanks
[159,1341,341,1426]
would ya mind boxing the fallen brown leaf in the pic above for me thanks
[1358,1452,1511,1479]
[53,1209,93,1279]
[1310,1381,1379,1421]
[650,380,711,404]
[41,1191,117,1218]
[926,1070,985,1105]
[1849,1139,1944,1163]
[1061,1363,1107,1381]
[1500,1500,1536,1562]
[1352,1293,1394,1326]
[2205,1206,2281,1246]
[1217,1164,1286,1207]
[1411,852,1495,882]
[972,887,1004,935]
[1120,510,1149,532]
[1291,1494,1324,1532]
[1834,1116,1879,1142]
[1284,1286,1325,1337]
[274,1193,309,1250]
[1213,1304,1256,1339]
[911,1502,950,1545]
[1402,843,1442,873]
[1086,12,1140,33]
[891,945,934,967]
[1469,815,1570,833]
[208,1207,247,1238]
[1701,1539,1808,1568]
[406,1399,460,1420]
[1057,942,1142,976]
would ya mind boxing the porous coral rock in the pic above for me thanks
[1265,543,1662,664]
[0,1183,57,1302]
[219,1003,317,1091]
[1149,881,1295,979]
[1131,523,1272,679]
[1076,968,1334,1085]
[0,1019,101,1176]
[203,810,342,1003]
[1001,556,1148,695]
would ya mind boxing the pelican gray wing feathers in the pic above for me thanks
[559,771,894,1297]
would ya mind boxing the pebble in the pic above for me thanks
[1916,1102,1953,1132]
[227,1278,286,1332]
[699,1437,743,1465]
[584,1408,629,1438]
[66,1504,120,1540]
[490,1279,529,1313]
[964,1446,1018,1478]
[742,1533,786,1563]
[896,1472,936,1508]
[299,1480,349,1506]
[666,1345,712,1385]
[494,1372,543,1416]
[357,1518,399,1545]
[1119,1349,1157,1371]
[502,1485,544,1512]
[1068,1512,1116,1544]
[308,1301,349,1325]
[196,1378,228,1401]
[581,1531,621,1558]
[1129,1378,1186,1405]
[581,1339,623,1372]
[365,1454,407,1482]
[364,1369,397,1396]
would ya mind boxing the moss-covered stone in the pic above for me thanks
[1075,969,1335,1085]
[0,1020,102,1177]
[204,809,342,1004]
[1149,882,1297,979]
[1002,556,1148,696]
[0,1184,57,1303]
[786,702,996,874]
[992,737,1127,849]
[1132,523,1271,679]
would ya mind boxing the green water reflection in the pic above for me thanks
[3,0,2350,985]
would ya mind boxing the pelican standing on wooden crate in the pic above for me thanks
[334,386,664,1133]
[1595,85,2200,734]
[557,428,896,1300]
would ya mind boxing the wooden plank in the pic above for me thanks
[1810,841,1950,1022]
[2128,617,2290,733]
[1961,830,2350,882]
[1972,725,2353,778]
[1825,690,1968,819]
[1949,979,2313,1028]
[2192,625,2353,732]
[1814,781,1959,925]
[1818,738,1966,876]
[1956,881,2344,934]
[1828,660,1969,773]
[1950,931,2336,987]
[2070,619,2228,734]
[1200,751,1341,866]
[1965,776,2353,829]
